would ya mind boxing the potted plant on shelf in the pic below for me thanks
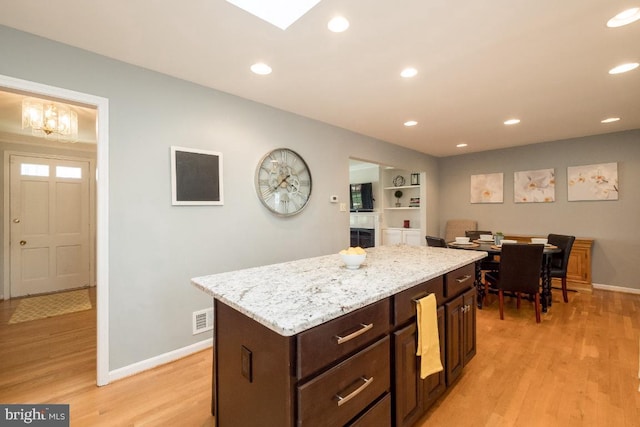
[394,190,403,207]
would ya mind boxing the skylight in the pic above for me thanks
[226,0,322,30]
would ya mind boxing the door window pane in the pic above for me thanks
[21,163,50,177]
[56,166,82,179]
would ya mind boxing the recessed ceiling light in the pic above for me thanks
[607,7,640,27]
[404,120,418,127]
[601,117,621,123]
[251,62,272,75]
[504,118,521,125]
[400,68,418,78]
[328,16,349,32]
[456,143,468,148]
[608,62,639,74]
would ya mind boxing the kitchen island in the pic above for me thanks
[192,245,486,427]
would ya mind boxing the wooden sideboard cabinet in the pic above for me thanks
[504,234,594,291]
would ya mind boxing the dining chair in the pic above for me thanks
[547,234,576,303]
[426,236,447,247]
[444,219,477,243]
[485,243,545,323]
[464,230,500,275]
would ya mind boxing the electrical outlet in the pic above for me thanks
[339,202,347,212]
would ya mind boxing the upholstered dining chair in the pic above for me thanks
[426,236,447,247]
[444,219,477,243]
[547,234,576,303]
[485,243,545,323]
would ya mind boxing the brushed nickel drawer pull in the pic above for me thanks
[335,323,373,345]
[335,376,374,407]
[456,274,472,283]
[412,292,433,303]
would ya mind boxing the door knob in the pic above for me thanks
[13,218,20,223]
[20,240,26,246]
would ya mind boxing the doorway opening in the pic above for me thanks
[0,74,110,386]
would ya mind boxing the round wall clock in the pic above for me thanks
[255,148,312,216]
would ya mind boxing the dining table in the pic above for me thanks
[447,239,561,313]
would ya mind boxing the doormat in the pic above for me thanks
[8,289,92,324]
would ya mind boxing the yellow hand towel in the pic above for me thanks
[416,293,443,379]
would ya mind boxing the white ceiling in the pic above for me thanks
[0,0,638,156]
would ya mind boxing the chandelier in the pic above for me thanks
[22,98,78,142]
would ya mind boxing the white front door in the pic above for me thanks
[10,155,90,297]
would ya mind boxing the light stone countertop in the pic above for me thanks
[192,245,486,337]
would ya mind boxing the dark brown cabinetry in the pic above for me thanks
[392,264,475,426]
[393,307,445,427]
[445,288,476,386]
[212,262,477,427]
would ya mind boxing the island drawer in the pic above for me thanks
[297,299,391,379]
[445,263,475,297]
[347,393,391,427]
[297,336,391,427]
[393,276,444,325]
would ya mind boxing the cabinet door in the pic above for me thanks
[383,229,402,245]
[393,324,422,427]
[393,306,446,426]
[423,306,446,411]
[445,294,463,386]
[462,289,476,366]
[445,290,476,387]
[403,229,423,247]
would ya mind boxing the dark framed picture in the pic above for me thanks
[171,146,224,206]
[411,173,420,185]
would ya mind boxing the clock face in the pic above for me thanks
[255,148,312,216]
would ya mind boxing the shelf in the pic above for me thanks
[384,207,420,210]
[383,185,420,190]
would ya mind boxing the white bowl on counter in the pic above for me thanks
[340,253,366,269]
[499,239,517,246]
[531,238,548,245]
[480,234,493,241]
[455,237,470,244]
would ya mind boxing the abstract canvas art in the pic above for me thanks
[567,162,618,201]
[470,173,503,203]
[514,168,555,203]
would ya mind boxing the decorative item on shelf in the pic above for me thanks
[411,173,420,185]
[22,97,78,142]
[394,190,403,207]
[409,197,420,207]
[392,175,405,187]
[494,232,504,245]
[403,220,410,228]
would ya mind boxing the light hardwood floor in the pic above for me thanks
[1,287,638,426]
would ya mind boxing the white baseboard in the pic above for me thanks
[107,338,213,384]
[592,283,640,295]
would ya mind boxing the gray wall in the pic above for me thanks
[437,130,640,290]
[0,26,439,370]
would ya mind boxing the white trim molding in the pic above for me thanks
[592,283,640,295]
[108,339,213,383]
